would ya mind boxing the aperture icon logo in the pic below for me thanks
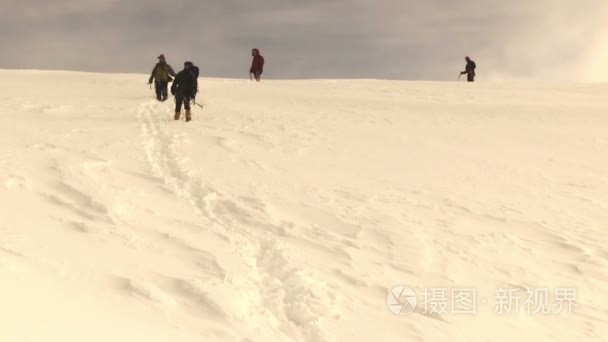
[387,285,418,316]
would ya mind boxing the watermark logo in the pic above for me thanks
[387,286,577,317]
[387,285,418,316]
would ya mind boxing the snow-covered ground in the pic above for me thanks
[0,70,607,341]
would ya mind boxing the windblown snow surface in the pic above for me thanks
[0,70,607,342]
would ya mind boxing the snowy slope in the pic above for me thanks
[0,70,607,342]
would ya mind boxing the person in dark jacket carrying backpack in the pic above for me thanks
[460,56,477,82]
[171,61,198,122]
[250,48,264,82]
[148,54,176,101]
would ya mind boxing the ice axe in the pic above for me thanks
[191,99,205,109]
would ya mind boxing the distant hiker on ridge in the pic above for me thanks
[171,61,198,122]
[250,48,265,82]
[148,54,176,101]
[460,56,476,82]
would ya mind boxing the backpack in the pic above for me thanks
[190,66,199,95]
[191,66,200,79]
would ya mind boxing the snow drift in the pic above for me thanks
[0,70,607,341]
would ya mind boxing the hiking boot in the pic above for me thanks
[174,111,181,120]
[185,109,192,122]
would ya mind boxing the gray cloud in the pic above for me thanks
[1,0,606,81]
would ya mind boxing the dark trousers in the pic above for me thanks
[252,70,262,81]
[175,93,191,112]
[467,74,475,82]
[155,81,169,101]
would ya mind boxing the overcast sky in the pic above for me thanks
[2,0,606,81]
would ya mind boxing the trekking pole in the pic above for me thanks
[458,73,461,81]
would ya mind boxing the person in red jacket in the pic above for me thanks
[250,48,265,82]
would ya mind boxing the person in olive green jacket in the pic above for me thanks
[148,54,176,101]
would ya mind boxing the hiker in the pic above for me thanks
[148,54,176,101]
[250,48,265,82]
[171,61,198,122]
[460,56,476,82]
